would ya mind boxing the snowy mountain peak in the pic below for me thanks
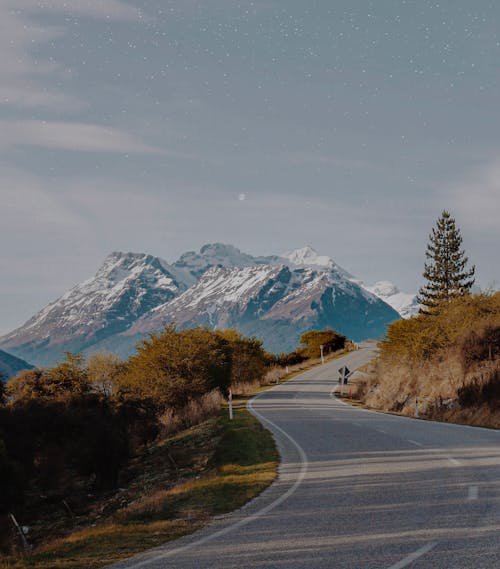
[173,242,263,283]
[363,280,419,319]
[99,251,158,277]
[282,246,333,269]
[0,251,186,365]
[369,280,400,297]
[199,242,242,257]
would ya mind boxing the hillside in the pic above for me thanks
[0,349,33,380]
[355,293,500,428]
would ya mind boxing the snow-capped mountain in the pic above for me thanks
[363,281,419,318]
[281,245,335,269]
[0,252,187,366]
[0,244,401,365]
[123,248,399,354]
[129,264,290,334]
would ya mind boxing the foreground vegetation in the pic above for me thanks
[0,326,346,566]
[355,293,500,427]
[0,402,278,569]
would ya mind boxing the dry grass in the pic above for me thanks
[0,521,195,569]
[230,379,262,396]
[362,353,465,415]
[353,349,499,428]
[158,390,224,435]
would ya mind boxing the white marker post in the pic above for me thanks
[320,344,324,364]
[9,514,30,551]
[228,389,233,420]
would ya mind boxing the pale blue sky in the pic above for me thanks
[1,0,499,333]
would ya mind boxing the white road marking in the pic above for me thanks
[448,457,461,466]
[407,439,423,447]
[387,542,438,569]
[116,390,309,568]
[376,428,387,434]
[468,485,479,500]
[353,422,362,427]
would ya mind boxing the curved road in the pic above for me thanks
[112,344,500,568]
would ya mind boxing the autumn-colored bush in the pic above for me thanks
[299,329,346,359]
[217,329,268,387]
[116,326,232,410]
[379,292,500,363]
[361,292,500,423]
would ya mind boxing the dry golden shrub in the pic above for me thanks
[158,390,224,436]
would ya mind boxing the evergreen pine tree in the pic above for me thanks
[417,210,475,311]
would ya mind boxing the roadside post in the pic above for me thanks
[320,344,324,365]
[228,389,233,420]
[9,513,30,551]
[415,397,419,418]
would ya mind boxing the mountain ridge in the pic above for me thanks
[0,243,409,366]
[0,349,33,380]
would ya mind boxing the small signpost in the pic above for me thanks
[338,366,351,395]
[228,389,233,420]
[320,344,325,365]
[9,513,30,551]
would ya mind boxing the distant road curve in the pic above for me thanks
[110,343,500,569]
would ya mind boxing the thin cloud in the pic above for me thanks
[9,0,143,22]
[0,120,164,154]
[0,0,146,111]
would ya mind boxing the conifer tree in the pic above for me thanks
[417,210,475,311]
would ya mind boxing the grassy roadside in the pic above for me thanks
[0,400,278,569]
[1,348,349,569]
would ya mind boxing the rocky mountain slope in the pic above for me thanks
[0,244,402,366]
[0,252,186,367]
[0,349,33,380]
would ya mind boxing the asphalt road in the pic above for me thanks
[111,344,500,569]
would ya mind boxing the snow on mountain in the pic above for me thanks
[0,243,403,365]
[0,252,186,366]
[126,259,400,353]
[128,264,290,334]
[282,246,333,269]
[364,281,419,318]
[172,243,279,284]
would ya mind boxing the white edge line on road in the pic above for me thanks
[468,486,479,500]
[387,542,438,569]
[407,439,423,447]
[116,389,309,569]
[448,457,461,466]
